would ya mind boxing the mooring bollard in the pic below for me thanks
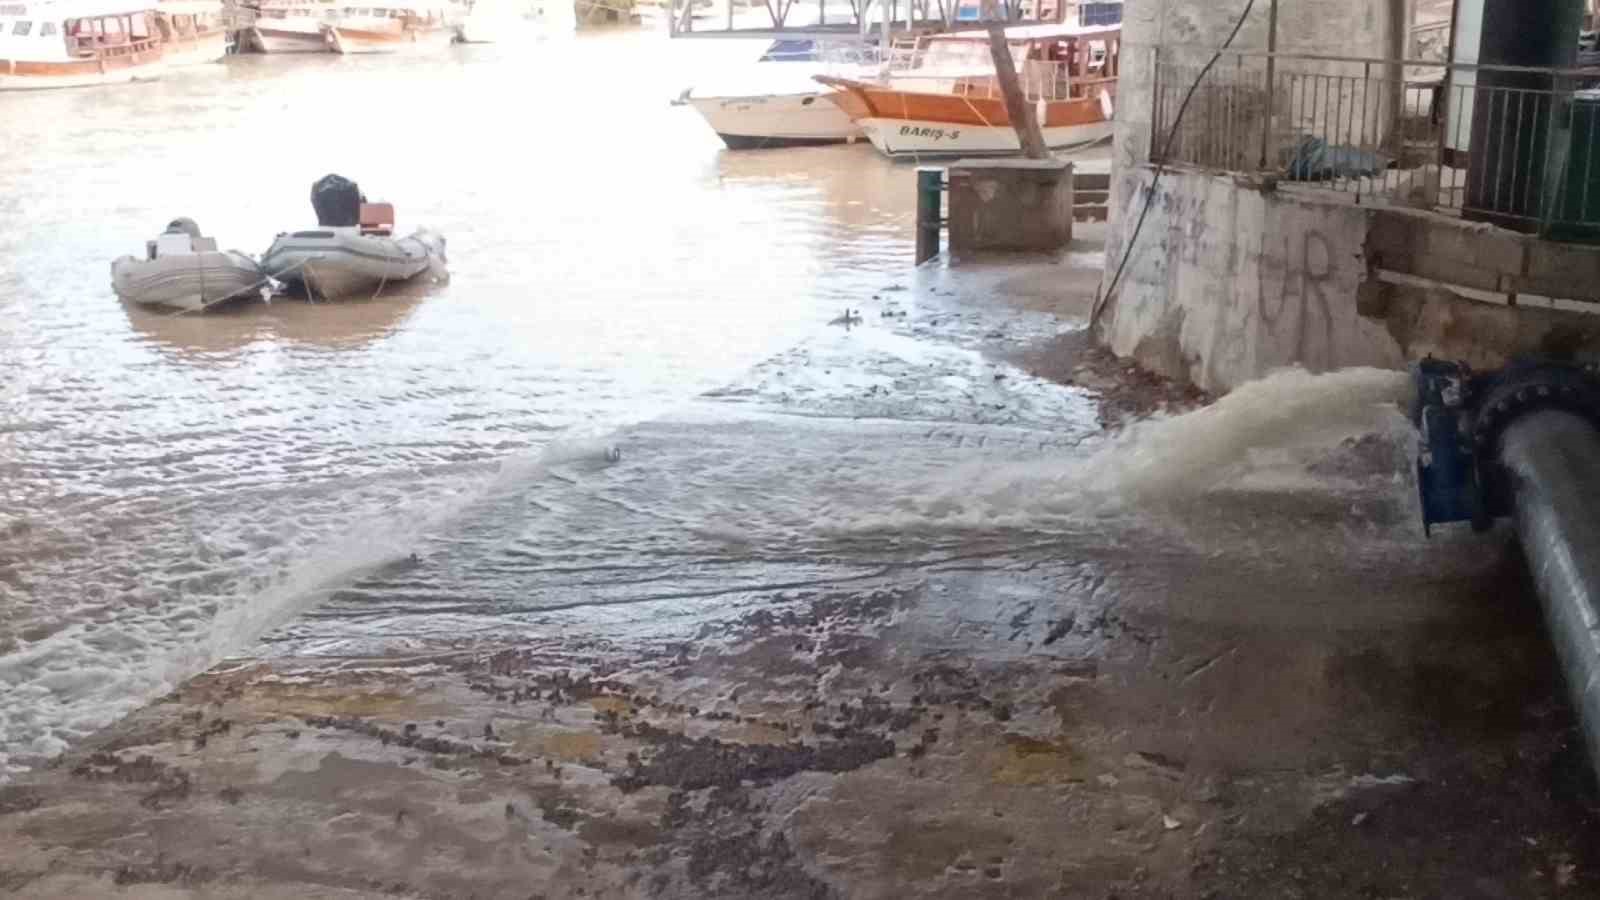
[915,166,943,265]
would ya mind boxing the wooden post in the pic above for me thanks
[987,24,1049,158]
[1385,0,1406,159]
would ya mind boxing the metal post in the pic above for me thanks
[1501,411,1600,790]
[1259,0,1278,170]
[915,167,943,264]
[1439,0,1464,170]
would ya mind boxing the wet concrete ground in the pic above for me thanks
[5,230,1598,899]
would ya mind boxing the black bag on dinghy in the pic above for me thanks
[310,174,366,228]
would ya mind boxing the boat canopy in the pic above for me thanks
[760,38,818,62]
[934,22,1121,42]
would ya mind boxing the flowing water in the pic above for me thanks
[0,30,1443,777]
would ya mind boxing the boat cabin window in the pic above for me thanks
[39,20,55,35]
[12,20,30,34]
[65,14,153,53]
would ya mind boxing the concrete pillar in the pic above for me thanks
[946,158,1075,258]
[1463,0,1585,231]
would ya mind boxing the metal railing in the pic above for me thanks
[1150,47,1600,235]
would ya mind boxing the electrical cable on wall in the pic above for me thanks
[1088,0,1260,337]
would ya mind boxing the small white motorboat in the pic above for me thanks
[685,39,872,150]
[111,218,265,312]
[261,227,447,300]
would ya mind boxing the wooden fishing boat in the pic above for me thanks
[246,0,336,53]
[321,3,454,54]
[815,22,1120,158]
[155,0,227,65]
[0,0,167,90]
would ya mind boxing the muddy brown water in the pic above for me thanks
[0,30,924,771]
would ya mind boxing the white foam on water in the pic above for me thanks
[0,467,500,780]
[829,367,1416,533]
[0,411,676,780]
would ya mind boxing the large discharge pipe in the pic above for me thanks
[1414,361,1600,784]
[1501,411,1600,775]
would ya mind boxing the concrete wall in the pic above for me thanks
[1099,166,1600,393]
[1100,167,1406,391]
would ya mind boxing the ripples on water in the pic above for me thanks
[0,31,918,770]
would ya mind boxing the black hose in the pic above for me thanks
[1088,0,1259,338]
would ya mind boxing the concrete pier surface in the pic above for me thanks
[5,230,1598,898]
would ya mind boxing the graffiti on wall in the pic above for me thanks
[1107,173,1348,374]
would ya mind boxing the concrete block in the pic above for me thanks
[1378,283,1600,370]
[1073,172,1111,192]
[947,158,1074,258]
[1367,208,1526,294]
[1523,240,1600,304]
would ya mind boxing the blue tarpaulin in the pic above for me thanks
[1286,136,1387,181]
[760,40,819,62]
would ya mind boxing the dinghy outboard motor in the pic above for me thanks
[310,174,365,228]
[165,217,202,238]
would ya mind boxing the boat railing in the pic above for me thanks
[874,56,1116,102]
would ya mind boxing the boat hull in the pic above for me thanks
[163,30,230,66]
[0,53,166,91]
[111,251,264,312]
[261,229,446,300]
[689,92,861,150]
[817,74,1115,158]
[247,25,331,53]
[324,25,454,54]
[857,116,1113,158]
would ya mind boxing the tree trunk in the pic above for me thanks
[987,25,1049,158]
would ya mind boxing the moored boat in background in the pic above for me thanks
[816,23,1120,158]
[0,0,167,90]
[686,39,873,150]
[246,0,335,52]
[155,0,228,64]
[321,2,453,53]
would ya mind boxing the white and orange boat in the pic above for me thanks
[246,0,336,53]
[321,3,454,54]
[815,22,1120,158]
[0,0,167,89]
[155,0,228,65]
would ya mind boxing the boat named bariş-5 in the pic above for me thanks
[815,23,1120,158]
